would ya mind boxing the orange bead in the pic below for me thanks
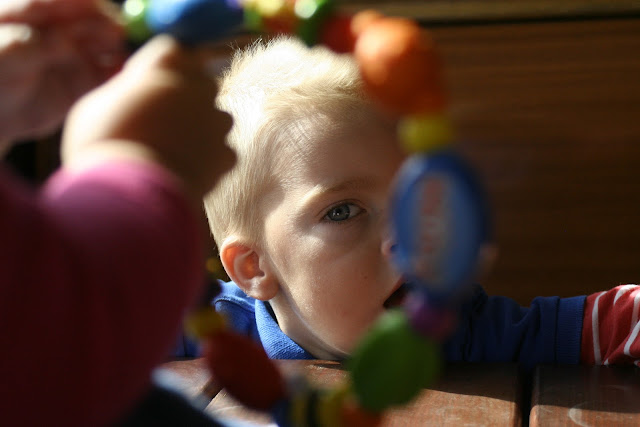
[204,330,287,411]
[350,9,384,37]
[320,10,383,54]
[354,17,447,115]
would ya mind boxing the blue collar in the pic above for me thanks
[255,300,314,360]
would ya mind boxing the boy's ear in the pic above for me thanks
[219,238,279,301]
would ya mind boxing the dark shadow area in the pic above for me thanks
[3,133,61,185]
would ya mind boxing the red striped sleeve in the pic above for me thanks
[581,284,640,367]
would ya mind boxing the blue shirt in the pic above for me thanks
[175,281,585,371]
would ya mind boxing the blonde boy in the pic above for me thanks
[198,36,639,369]
[205,36,405,360]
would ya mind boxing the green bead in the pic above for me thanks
[243,5,264,33]
[295,0,335,46]
[347,309,441,412]
[122,0,153,43]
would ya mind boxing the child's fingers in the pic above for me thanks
[1,0,126,81]
[122,35,184,71]
[60,16,126,79]
[0,0,113,25]
[191,34,257,76]
[0,22,38,59]
[63,33,236,187]
[123,34,214,80]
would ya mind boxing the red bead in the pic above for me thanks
[341,395,383,426]
[319,9,382,54]
[354,17,447,115]
[262,14,298,35]
[204,330,287,411]
[319,14,356,53]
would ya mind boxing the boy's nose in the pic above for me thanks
[381,237,397,259]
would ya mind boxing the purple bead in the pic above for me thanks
[405,293,456,340]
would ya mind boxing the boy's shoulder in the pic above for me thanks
[212,280,314,359]
[213,280,260,337]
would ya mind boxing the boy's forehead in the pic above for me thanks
[288,111,395,151]
[278,124,403,186]
[268,103,401,188]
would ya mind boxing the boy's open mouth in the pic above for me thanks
[383,282,409,309]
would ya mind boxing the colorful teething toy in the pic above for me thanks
[122,0,492,424]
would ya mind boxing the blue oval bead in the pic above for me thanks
[146,0,244,45]
[391,149,490,303]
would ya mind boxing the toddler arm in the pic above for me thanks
[0,34,234,425]
[0,161,204,425]
[581,284,640,366]
[444,285,585,371]
[61,35,235,203]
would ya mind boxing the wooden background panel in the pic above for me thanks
[340,0,640,22]
[384,363,522,426]
[428,19,640,304]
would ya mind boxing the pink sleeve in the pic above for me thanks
[581,284,640,367]
[0,163,206,425]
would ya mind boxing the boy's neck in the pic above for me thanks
[269,293,346,361]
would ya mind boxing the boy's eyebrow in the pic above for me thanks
[301,177,378,204]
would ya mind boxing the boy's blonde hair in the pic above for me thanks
[204,36,367,248]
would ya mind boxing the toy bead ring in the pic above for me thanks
[122,0,492,424]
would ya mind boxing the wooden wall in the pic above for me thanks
[426,18,640,303]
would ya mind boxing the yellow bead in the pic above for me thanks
[252,0,291,18]
[290,391,310,426]
[183,307,226,339]
[205,256,227,280]
[398,114,454,154]
[317,384,350,427]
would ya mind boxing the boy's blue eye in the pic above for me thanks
[325,203,362,222]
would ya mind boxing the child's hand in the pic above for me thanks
[62,35,236,201]
[0,0,125,146]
